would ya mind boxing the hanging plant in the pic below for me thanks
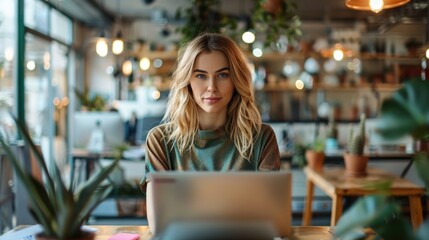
[175,0,238,45]
[252,0,302,49]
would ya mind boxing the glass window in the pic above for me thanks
[51,9,73,44]
[0,0,17,140]
[24,0,49,34]
[25,34,50,142]
[51,41,69,169]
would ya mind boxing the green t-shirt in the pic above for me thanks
[140,123,281,189]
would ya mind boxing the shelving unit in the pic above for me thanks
[136,47,421,122]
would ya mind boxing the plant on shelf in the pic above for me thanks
[291,143,307,169]
[175,0,238,45]
[334,80,429,240]
[343,113,368,177]
[252,0,302,49]
[292,138,325,171]
[0,115,119,240]
[74,88,106,112]
[305,137,326,172]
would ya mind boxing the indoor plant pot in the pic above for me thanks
[35,231,95,240]
[343,152,368,177]
[343,113,367,177]
[305,150,325,172]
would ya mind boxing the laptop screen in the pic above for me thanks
[148,171,292,238]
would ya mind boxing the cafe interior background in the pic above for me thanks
[0,0,428,232]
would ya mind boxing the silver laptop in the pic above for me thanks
[148,171,292,238]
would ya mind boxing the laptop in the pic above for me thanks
[148,171,292,239]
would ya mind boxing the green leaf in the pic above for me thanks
[371,216,415,240]
[334,195,400,237]
[1,114,118,238]
[414,152,429,192]
[377,80,429,140]
[11,115,57,195]
[75,159,118,207]
[0,139,55,224]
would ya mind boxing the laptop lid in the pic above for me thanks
[148,171,292,238]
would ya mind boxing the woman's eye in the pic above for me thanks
[196,74,206,79]
[218,72,229,78]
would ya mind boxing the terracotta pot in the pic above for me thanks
[343,152,369,177]
[415,140,429,153]
[262,0,282,15]
[306,150,325,172]
[35,231,95,240]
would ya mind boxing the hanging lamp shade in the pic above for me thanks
[346,0,410,12]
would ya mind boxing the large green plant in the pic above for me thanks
[0,115,119,239]
[334,80,429,240]
[252,0,302,48]
[175,0,238,45]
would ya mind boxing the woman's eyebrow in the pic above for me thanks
[215,67,230,73]
[193,69,207,73]
[193,67,229,73]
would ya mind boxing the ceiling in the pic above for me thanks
[49,0,428,35]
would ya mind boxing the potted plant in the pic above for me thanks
[292,138,325,171]
[175,0,238,45]
[305,138,325,172]
[0,115,119,240]
[252,0,302,49]
[74,88,107,112]
[343,113,368,177]
[291,143,307,169]
[334,80,429,240]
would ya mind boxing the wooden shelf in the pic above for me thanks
[134,49,421,64]
[257,83,402,92]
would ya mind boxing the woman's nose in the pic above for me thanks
[207,78,217,92]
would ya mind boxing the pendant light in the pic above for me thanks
[112,0,124,55]
[96,31,108,57]
[112,31,124,55]
[345,0,410,13]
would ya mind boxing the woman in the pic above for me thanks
[142,33,281,232]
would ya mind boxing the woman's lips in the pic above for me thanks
[203,97,221,103]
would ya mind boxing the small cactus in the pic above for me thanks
[326,110,338,139]
[347,113,366,155]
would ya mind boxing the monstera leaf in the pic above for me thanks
[334,195,416,240]
[335,80,429,240]
[377,80,429,141]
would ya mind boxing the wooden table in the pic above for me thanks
[2,225,377,240]
[302,166,425,229]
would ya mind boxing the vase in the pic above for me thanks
[306,150,325,172]
[35,231,95,240]
[343,152,369,177]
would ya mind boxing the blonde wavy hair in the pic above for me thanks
[164,33,262,159]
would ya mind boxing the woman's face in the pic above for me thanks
[190,50,234,116]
